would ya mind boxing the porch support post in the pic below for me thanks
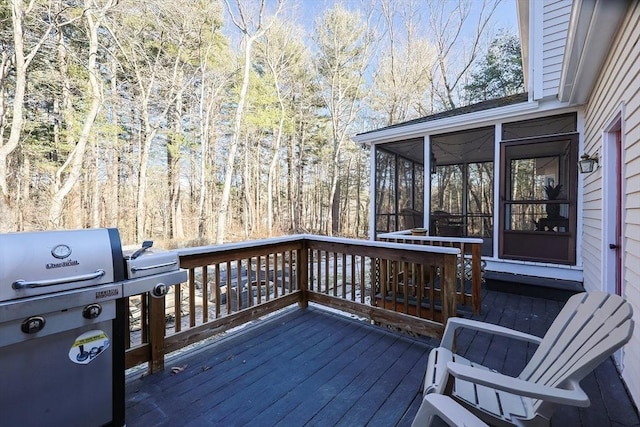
[298,239,309,308]
[148,293,166,373]
[424,135,432,234]
[369,144,377,240]
[493,123,502,258]
[441,253,458,323]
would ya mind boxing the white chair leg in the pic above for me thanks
[411,394,488,427]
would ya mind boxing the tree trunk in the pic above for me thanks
[135,106,155,242]
[267,99,285,236]
[168,78,185,240]
[48,0,112,228]
[331,179,341,235]
[91,144,100,227]
[216,33,254,244]
[106,55,120,228]
[197,75,210,239]
[0,0,32,229]
[217,0,283,243]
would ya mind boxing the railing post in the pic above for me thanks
[298,241,309,308]
[148,293,166,373]
[441,254,457,323]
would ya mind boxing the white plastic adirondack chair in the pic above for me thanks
[421,292,634,427]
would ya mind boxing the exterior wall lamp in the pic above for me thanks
[578,153,599,173]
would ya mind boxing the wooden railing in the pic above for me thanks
[377,230,484,314]
[124,235,460,373]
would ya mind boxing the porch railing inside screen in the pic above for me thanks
[123,235,460,372]
[377,230,483,315]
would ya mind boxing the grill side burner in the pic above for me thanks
[0,228,186,427]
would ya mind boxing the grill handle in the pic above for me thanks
[131,261,177,273]
[12,269,106,290]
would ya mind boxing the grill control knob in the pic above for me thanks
[21,316,46,334]
[82,303,102,319]
[152,283,168,298]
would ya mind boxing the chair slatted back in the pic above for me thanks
[518,292,634,411]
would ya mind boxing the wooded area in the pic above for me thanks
[0,0,519,245]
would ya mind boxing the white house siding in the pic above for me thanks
[582,1,640,407]
[541,0,572,99]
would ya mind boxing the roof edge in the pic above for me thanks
[353,94,537,144]
[559,0,628,105]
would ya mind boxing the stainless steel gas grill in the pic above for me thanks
[0,228,186,427]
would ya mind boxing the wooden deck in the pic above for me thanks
[125,289,640,427]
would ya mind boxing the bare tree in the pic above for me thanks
[49,0,117,227]
[314,6,372,235]
[428,0,500,110]
[371,0,436,125]
[196,31,231,240]
[107,0,197,242]
[216,0,284,244]
[0,0,58,230]
[257,20,305,236]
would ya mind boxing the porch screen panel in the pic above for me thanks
[375,149,396,233]
[398,162,425,230]
[398,158,414,229]
[500,135,578,264]
[374,147,425,234]
[431,165,463,215]
[430,165,464,237]
[467,162,493,238]
[414,164,424,216]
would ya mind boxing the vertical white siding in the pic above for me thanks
[541,0,572,98]
[583,1,640,408]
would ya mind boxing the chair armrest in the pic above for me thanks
[445,362,590,407]
[411,394,489,427]
[441,317,543,350]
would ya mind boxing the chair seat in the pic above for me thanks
[425,347,534,424]
[411,394,489,427]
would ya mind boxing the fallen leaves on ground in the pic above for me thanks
[171,364,188,375]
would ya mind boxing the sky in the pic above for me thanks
[296,0,519,36]
[224,0,519,43]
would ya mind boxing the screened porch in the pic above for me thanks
[372,111,579,266]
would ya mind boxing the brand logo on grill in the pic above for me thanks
[51,244,72,259]
[96,288,119,299]
[46,259,80,269]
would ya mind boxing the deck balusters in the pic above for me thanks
[124,236,460,371]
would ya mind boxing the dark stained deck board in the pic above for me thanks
[245,327,396,425]
[125,290,640,427]
[126,308,335,421]
[211,321,387,425]
[126,307,430,427]
[306,340,425,426]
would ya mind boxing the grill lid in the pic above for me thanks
[121,241,185,297]
[123,248,180,280]
[0,228,123,302]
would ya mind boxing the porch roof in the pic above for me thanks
[353,93,530,145]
